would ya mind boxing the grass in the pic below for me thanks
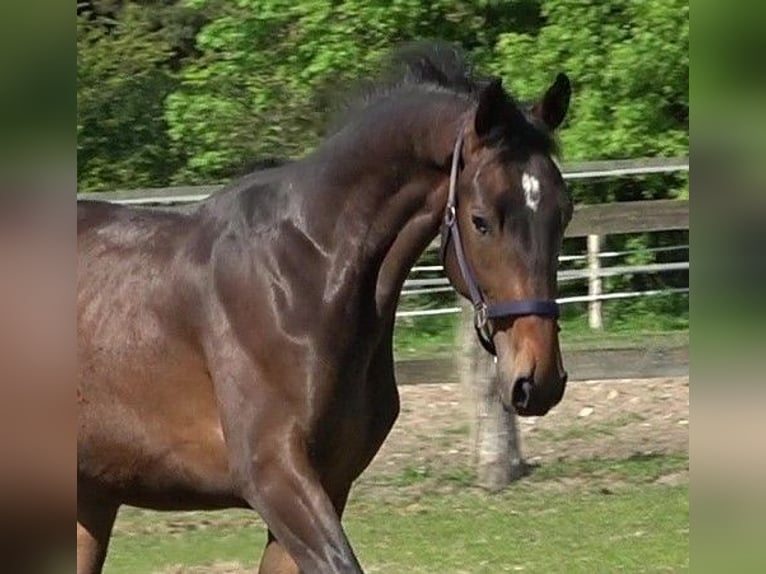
[534,413,647,442]
[394,313,458,359]
[393,312,689,360]
[360,452,688,493]
[346,485,688,574]
[527,452,688,484]
[105,455,688,574]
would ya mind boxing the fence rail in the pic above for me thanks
[76,156,688,204]
[402,260,688,290]
[564,198,689,237]
[559,156,688,180]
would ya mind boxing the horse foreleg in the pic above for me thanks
[231,428,361,574]
[76,490,118,574]
[257,481,353,574]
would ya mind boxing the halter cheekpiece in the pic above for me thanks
[440,129,560,355]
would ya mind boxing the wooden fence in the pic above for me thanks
[75,156,689,205]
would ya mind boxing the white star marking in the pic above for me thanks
[522,172,541,212]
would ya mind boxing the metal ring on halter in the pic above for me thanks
[444,205,456,226]
[473,302,488,330]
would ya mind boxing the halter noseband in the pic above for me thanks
[440,130,560,356]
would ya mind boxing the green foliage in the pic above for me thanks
[164,0,539,180]
[77,3,181,191]
[78,0,689,191]
[491,0,688,205]
[163,0,687,183]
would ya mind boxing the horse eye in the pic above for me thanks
[471,215,489,235]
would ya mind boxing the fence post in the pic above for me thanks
[587,234,603,330]
[457,299,525,491]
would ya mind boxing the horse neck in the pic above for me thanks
[369,169,452,320]
[306,94,471,320]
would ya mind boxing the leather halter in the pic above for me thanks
[440,130,560,356]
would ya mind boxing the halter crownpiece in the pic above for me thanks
[440,128,560,356]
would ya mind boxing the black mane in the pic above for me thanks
[327,41,557,155]
[327,42,484,132]
[384,41,488,96]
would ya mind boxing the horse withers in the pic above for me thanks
[77,44,572,573]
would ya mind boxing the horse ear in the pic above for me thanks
[474,78,509,139]
[531,72,571,131]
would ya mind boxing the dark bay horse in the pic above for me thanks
[77,44,573,573]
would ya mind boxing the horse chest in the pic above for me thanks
[314,371,400,481]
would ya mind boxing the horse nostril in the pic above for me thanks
[511,377,534,410]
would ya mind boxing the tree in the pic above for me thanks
[164,0,550,181]
[77,1,207,191]
[491,0,688,203]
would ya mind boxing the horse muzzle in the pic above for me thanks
[503,371,567,416]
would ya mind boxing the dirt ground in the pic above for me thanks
[364,376,689,481]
